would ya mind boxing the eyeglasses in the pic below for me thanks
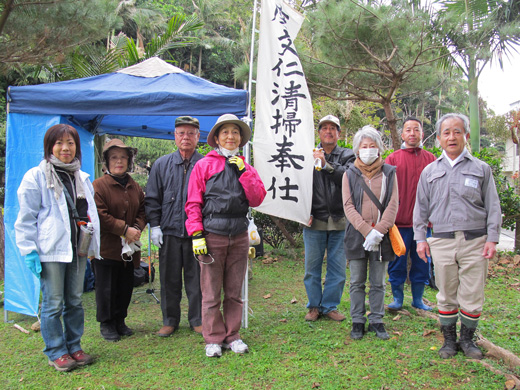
[176,131,198,138]
[109,155,129,162]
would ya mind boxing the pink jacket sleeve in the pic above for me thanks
[240,161,267,208]
[185,162,206,236]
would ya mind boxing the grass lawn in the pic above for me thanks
[1,246,519,390]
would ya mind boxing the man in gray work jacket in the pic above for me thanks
[145,116,204,337]
[413,113,501,360]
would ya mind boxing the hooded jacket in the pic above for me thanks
[185,150,266,236]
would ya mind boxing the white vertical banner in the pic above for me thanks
[253,0,314,225]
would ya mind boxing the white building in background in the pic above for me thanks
[502,138,519,177]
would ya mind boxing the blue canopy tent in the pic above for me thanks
[4,57,248,319]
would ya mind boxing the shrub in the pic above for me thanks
[251,210,302,249]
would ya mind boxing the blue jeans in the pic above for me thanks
[303,228,346,314]
[388,227,431,286]
[40,253,87,361]
[349,256,388,324]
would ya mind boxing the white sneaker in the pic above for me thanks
[223,339,249,354]
[205,343,222,358]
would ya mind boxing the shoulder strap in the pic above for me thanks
[358,178,384,214]
[62,182,81,221]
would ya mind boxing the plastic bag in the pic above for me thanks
[248,218,260,245]
[121,237,142,261]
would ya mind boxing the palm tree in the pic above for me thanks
[433,0,520,151]
[56,14,203,80]
[189,0,236,77]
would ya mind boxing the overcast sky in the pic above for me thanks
[479,50,520,115]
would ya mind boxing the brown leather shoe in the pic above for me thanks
[157,325,176,337]
[192,325,203,334]
[324,310,346,322]
[304,308,320,321]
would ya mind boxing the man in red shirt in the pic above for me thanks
[385,117,436,311]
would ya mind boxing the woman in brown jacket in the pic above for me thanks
[342,126,398,341]
[92,139,146,342]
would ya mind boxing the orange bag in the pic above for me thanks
[389,225,406,257]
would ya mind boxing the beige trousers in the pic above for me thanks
[427,232,488,315]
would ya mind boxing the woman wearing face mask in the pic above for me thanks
[91,139,146,342]
[15,124,100,371]
[185,114,266,358]
[342,126,398,341]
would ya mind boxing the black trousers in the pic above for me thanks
[91,258,134,323]
[159,235,202,328]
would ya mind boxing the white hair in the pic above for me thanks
[352,125,385,155]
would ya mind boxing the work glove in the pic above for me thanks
[151,226,163,248]
[192,231,208,255]
[25,250,42,279]
[363,229,384,252]
[228,156,245,176]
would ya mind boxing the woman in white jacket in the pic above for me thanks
[15,124,100,372]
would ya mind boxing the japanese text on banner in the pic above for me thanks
[253,0,314,225]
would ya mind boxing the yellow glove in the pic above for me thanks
[228,156,245,175]
[192,231,208,255]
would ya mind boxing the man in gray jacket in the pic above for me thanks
[414,113,501,360]
[145,116,204,337]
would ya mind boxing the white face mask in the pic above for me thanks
[358,148,379,165]
[218,146,239,158]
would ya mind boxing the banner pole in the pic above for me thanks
[242,0,259,330]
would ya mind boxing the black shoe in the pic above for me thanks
[115,319,134,337]
[100,321,121,342]
[350,323,365,340]
[439,324,459,359]
[367,323,390,340]
[459,324,483,359]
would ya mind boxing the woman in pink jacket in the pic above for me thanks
[185,114,266,358]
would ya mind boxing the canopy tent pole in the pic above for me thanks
[241,0,259,330]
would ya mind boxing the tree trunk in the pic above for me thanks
[382,100,400,150]
[198,46,202,77]
[0,0,15,36]
[517,143,520,251]
[477,336,520,371]
[93,134,107,179]
[269,216,297,248]
[515,218,520,251]
[468,55,480,152]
